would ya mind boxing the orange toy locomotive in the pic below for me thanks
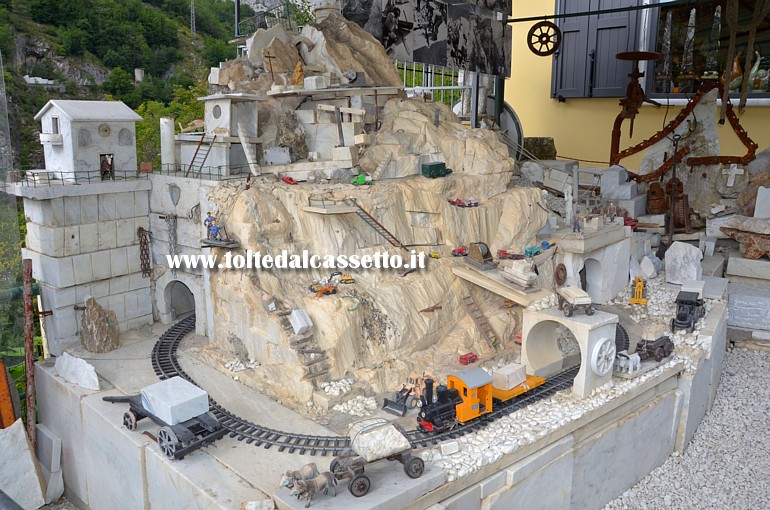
[417,366,546,433]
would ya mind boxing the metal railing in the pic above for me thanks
[238,3,297,35]
[3,169,149,188]
[156,164,250,181]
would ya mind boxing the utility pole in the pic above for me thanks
[190,0,196,34]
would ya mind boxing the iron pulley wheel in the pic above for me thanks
[555,263,568,286]
[527,21,561,57]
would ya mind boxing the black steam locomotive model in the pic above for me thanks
[417,378,462,433]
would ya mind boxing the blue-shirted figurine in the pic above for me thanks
[572,214,581,233]
[204,212,216,238]
[208,220,221,240]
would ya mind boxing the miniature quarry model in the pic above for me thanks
[417,365,546,433]
[629,276,648,305]
[102,377,226,460]
[635,335,675,363]
[556,286,595,317]
[329,419,424,497]
[501,259,539,289]
[672,290,705,332]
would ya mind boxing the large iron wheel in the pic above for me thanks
[157,426,180,459]
[555,263,568,286]
[527,21,562,57]
[123,411,137,431]
[563,303,574,317]
[591,337,617,376]
[404,456,425,479]
[330,458,341,474]
[348,474,371,497]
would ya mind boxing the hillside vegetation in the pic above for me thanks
[1,0,254,168]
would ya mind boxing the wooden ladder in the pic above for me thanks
[185,133,216,177]
[462,295,500,351]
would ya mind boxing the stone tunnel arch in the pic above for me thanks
[584,257,602,294]
[522,308,619,397]
[165,281,195,320]
[155,270,208,336]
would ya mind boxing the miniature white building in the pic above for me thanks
[35,100,142,182]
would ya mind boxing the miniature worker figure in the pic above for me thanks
[204,212,216,238]
[208,220,221,240]
[572,214,582,233]
[608,203,617,223]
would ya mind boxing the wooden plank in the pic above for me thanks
[0,359,17,428]
[453,266,550,307]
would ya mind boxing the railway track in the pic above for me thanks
[151,315,582,456]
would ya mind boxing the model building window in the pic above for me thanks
[51,116,59,134]
[651,1,770,96]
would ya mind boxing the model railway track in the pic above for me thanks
[151,315,582,455]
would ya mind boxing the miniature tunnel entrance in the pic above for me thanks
[584,258,602,294]
[524,319,582,378]
[165,281,195,321]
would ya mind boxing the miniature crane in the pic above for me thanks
[629,276,647,305]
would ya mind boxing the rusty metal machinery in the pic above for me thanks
[613,81,759,170]
[627,146,690,183]
[666,178,693,233]
[646,182,668,215]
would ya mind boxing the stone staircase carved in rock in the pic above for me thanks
[275,307,330,387]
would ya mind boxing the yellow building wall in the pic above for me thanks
[504,2,770,170]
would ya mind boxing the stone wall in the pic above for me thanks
[14,180,153,355]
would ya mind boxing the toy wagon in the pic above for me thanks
[329,418,424,497]
[556,286,594,317]
[103,377,226,460]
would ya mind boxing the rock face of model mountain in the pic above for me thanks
[207,174,546,405]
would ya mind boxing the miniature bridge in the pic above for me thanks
[150,315,582,456]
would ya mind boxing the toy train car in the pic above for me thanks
[417,367,546,433]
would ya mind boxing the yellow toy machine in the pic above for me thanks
[629,276,647,305]
[429,250,441,259]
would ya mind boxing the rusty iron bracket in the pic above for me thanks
[74,304,86,311]
[35,310,53,317]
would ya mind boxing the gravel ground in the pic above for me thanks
[606,347,770,510]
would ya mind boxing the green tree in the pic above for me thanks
[58,27,88,56]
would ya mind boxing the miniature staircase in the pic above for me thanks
[351,201,407,251]
[186,134,216,177]
[276,308,330,387]
[462,295,500,351]
[236,119,262,176]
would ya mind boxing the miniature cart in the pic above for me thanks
[556,286,594,317]
[103,394,227,460]
[330,419,424,497]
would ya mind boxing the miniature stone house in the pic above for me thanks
[8,100,153,356]
[171,93,260,176]
[35,100,142,182]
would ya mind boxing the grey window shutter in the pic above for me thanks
[552,0,592,98]
[588,0,640,98]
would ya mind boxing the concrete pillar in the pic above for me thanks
[160,117,176,171]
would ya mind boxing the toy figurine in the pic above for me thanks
[208,220,221,240]
[204,212,216,238]
[608,203,617,223]
[572,214,582,233]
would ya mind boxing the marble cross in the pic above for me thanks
[721,164,744,187]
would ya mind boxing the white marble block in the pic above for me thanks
[140,377,209,426]
[755,187,770,218]
[289,309,313,335]
[349,420,411,462]
[640,256,658,279]
[0,420,46,509]
[54,352,100,390]
[728,283,770,330]
[665,242,703,284]
[303,76,328,90]
[493,363,526,391]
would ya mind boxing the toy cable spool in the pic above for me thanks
[527,21,561,57]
